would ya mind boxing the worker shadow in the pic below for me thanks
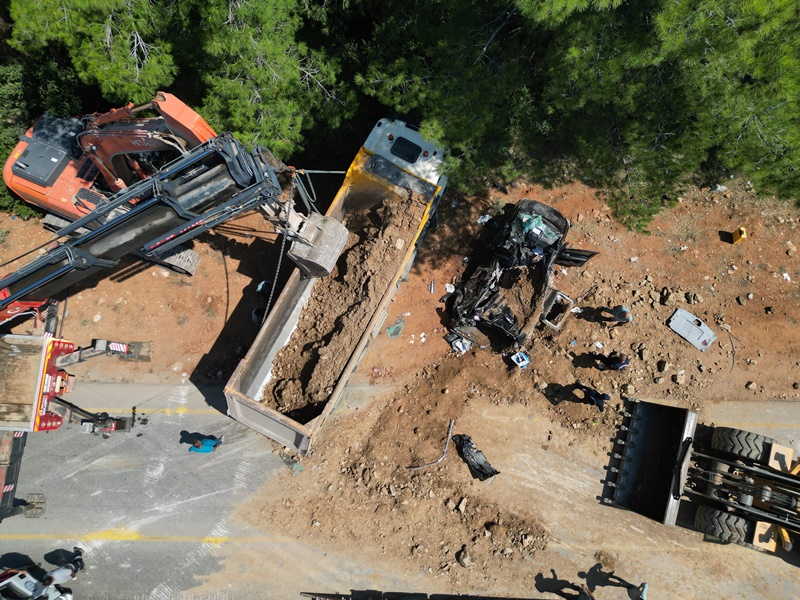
[533,569,587,599]
[541,382,587,407]
[42,548,79,569]
[575,307,613,324]
[569,352,600,370]
[0,552,45,579]
[179,430,214,445]
[302,591,538,600]
[578,563,635,594]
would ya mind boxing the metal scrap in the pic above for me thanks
[408,419,456,471]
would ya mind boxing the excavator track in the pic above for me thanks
[43,213,201,276]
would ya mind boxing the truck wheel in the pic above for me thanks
[694,504,755,545]
[711,427,776,465]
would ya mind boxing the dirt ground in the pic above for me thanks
[2,178,799,598]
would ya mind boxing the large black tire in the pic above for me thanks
[694,504,755,545]
[711,426,776,465]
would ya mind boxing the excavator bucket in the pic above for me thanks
[287,213,350,278]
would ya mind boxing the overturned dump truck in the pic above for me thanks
[606,400,800,555]
[447,199,596,348]
[225,120,447,454]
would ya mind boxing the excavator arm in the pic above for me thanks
[0,133,348,326]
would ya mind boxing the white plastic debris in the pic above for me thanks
[594,341,604,349]
[629,256,639,262]
[570,307,583,314]
[451,337,473,354]
[445,283,455,293]
[560,268,568,276]
[680,246,688,251]
[783,272,792,282]
[477,214,492,224]
[420,333,427,343]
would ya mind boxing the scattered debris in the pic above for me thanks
[509,351,530,369]
[446,334,473,355]
[667,308,716,351]
[408,419,456,471]
[386,319,405,338]
[453,434,501,481]
[456,545,475,568]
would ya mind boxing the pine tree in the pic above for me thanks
[10,0,177,102]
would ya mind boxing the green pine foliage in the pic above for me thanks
[197,0,354,156]
[0,0,797,226]
[10,0,177,102]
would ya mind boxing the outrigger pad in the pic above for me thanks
[288,213,349,278]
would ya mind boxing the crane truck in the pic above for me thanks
[1,99,447,474]
[0,335,151,522]
[0,131,347,330]
[606,399,800,557]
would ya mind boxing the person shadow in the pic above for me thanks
[43,548,81,570]
[569,352,601,370]
[534,569,588,599]
[579,562,635,594]
[541,383,586,407]
[0,552,45,580]
[179,430,215,445]
[575,307,612,324]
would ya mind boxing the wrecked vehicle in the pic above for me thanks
[447,199,596,347]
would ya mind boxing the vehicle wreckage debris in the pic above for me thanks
[452,433,501,481]
[408,419,456,471]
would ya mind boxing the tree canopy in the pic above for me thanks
[1,0,798,227]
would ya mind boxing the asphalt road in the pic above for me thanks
[3,384,800,600]
[0,382,285,600]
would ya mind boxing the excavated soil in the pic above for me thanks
[261,191,429,414]
[3,176,799,598]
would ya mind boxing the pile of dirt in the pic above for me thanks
[262,191,429,413]
[244,353,552,585]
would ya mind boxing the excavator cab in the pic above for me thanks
[3,92,217,221]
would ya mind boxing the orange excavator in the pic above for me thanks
[3,92,217,222]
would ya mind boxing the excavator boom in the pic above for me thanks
[0,133,347,326]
